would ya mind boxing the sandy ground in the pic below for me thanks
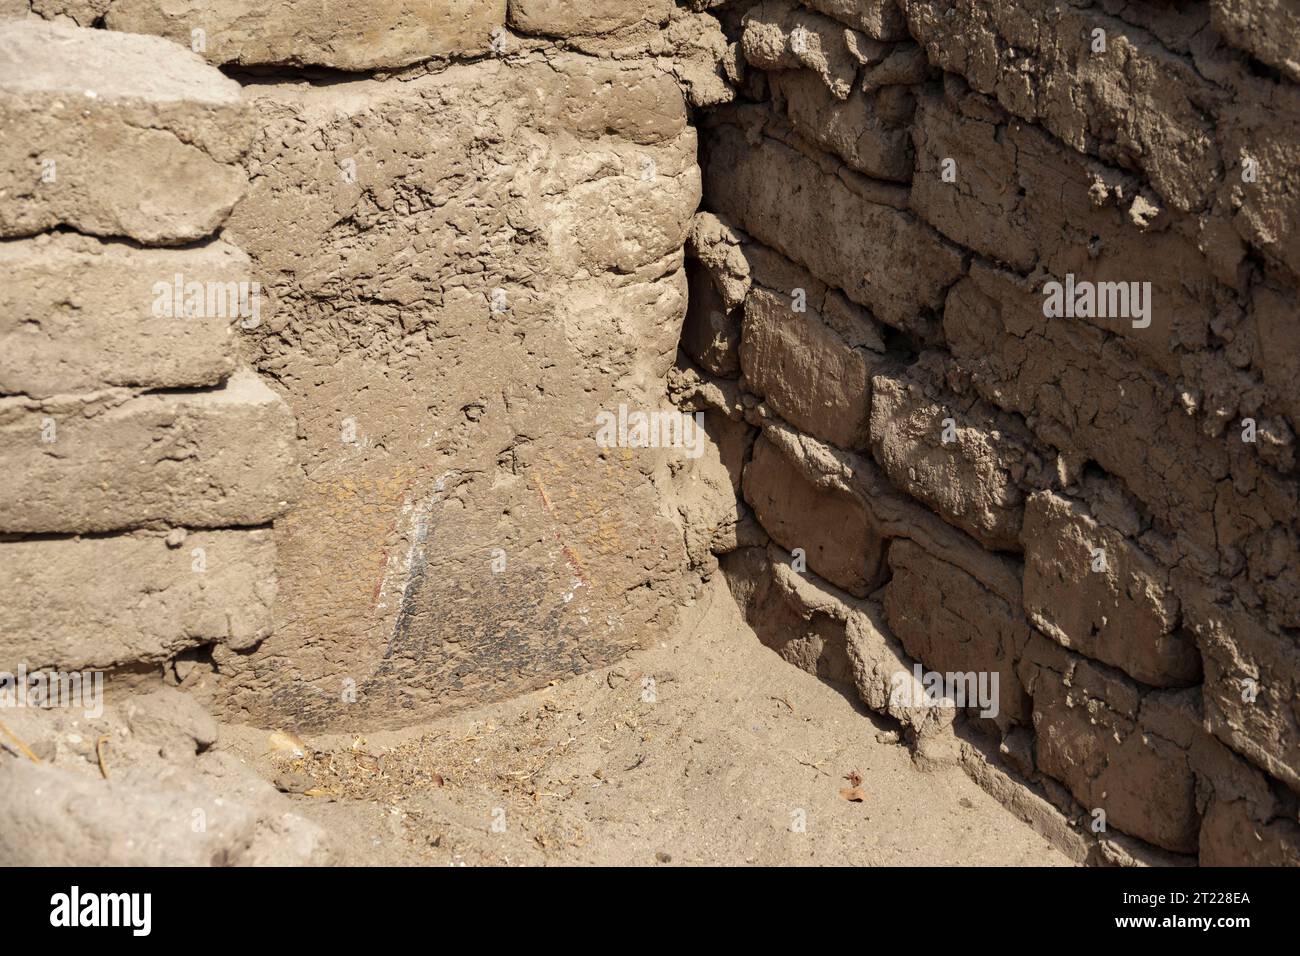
[221,578,1072,866]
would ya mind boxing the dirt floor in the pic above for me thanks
[221,578,1072,866]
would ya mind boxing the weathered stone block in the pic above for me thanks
[1254,283,1300,433]
[0,369,300,533]
[742,0,863,100]
[673,406,752,573]
[845,600,958,745]
[203,56,701,730]
[0,20,249,244]
[723,542,955,745]
[1180,583,1300,792]
[1019,634,1202,853]
[105,0,505,69]
[1200,797,1300,866]
[682,258,742,377]
[883,539,1031,724]
[1216,82,1300,281]
[0,233,248,398]
[742,433,885,596]
[901,0,1221,213]
[741,285,876,449]
[1023,490,1199,688]
[869,364,1033,551]
[687,211,751,314]
[944,263,1300,635]
[12,1,108,24]
[1212,0,1300,83]
[1192,731,1300,865]
[703,120,963,334]
[770,70,913,182]
[721,545,855,684]
[801,0,908,40]
[1,529,277,670]
[508,0,670,37]
[912,88,1236,379]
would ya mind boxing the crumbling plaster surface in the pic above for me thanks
[2,0,1298,867]
[679,0,1300,865]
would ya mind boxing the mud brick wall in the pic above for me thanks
[677,0,1300,865]
[1,3,743,730]
[5,0,1299,868]
[0,21,299,675]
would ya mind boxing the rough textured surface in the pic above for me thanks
[0,369,300,533]
[910,84,1239,378]
[509,0,672,38]
[0,689,329,866]
[6,0,1299,869]
[208,50,708,731]
[768,69,915,182]
[2,529,277,670]
[1023,490,1200,688]
[900,0,1300,280]
[0,234,246,398]
[0,19,250,243]
[869,363,1037,551]
[103,0,506,69]
[697,0,1300,866]
[741,285,878,450]
[14,0,506,67]
[1184,589,1300,793]
[800,0,908,40]
[1019,635,1202,854]
[1192,728,1300,866]
[883,539,1032,726]
[945,262,1299,634]
[1212,0,1300,83]
[742,434,885,597]
[901,0,1220,213]
[0,26,300,847]
[742,0,864,100]
[702,115,963,335]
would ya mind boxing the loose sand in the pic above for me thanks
[221,578,1072,866]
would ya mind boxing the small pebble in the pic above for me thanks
[273,772,315,794]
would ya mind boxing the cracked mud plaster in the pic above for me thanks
[212,49,715,731]
[6,0,1300,868]
[695,0,1300,864]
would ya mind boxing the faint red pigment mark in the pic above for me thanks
[532,472,592,589]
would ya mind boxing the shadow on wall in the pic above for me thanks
[672,0,1300,867]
